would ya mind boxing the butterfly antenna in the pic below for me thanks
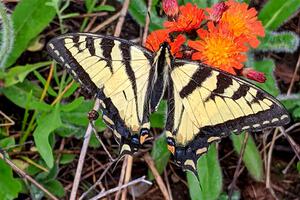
[91,123,115,161]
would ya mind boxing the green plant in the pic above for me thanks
[0,1,14,70]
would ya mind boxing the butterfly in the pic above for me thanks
[47,33,290,175]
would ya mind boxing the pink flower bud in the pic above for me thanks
[242,68,266,83]
[162,0,179,18]
[208,2,228,22]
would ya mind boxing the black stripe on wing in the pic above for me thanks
[47,35,98,95]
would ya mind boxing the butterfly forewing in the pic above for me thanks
[166,60,290,173]
[47,33,156,155]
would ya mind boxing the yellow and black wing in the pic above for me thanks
[165,60,290,173]
[47,33,156,155]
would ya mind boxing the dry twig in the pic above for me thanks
[69,100,101,200]
[90,12,121,33]
[287,52,300,94]
[79,162,114,200]
[114,0,130,37]
[228,132,249,198]
[144,153,170,200]
[121,156,133,200]
[282,155,297,174]
[0,110,15,127]
[114,157,127,200]
[89,176,152,200]
[279,127,300,160]
[266,128,279,200]
[164,169,173,200]
[142,0,153,45]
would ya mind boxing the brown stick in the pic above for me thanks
[142,0,153,45]
[90,12,121,33]
[121,156,133,200]
[144,153,170,200]
[266,128,279,200]
[287,52,300,95]
[90,176,151,200]
[114,0,130,37]
[279,127,300,160]
[114,157,127,200]
[228,132,249,199]
[69,100,101,200]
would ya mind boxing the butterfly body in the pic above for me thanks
[47,33,290,174]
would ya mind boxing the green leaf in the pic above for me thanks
[2,83,51,111]
[62,81,78,98]
[4,61,51,87]
[26,164,42,176]
[127,0,164,31]
[259,0,300,31]
[0,137,15,149]
[59,154,76,165]
[89,133,101,148]
[85,0,95,11]
[257,31,300,53]
[33,107,62,168]
[33,70,58,97]
[183,0,208,8]
[93,5,115,12]
[0,159,22,200]
[231,133,263,181]
[0,1,14,70]
[187,144,222,200]
[218,191,241,200]
[58,100,106,138]
[150,101,166,128]
[280,95,300,119]
[44,180,65,198]
[253,59,279,97]
[5,0,56,67]
[297,161,300,174]
[60,97,84,112]
[148,134,170,180]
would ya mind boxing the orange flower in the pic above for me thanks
[145,29,169,52]
[164,3,204,32]
[220,0,265,48]
[169,34,186,58]
[188,22,248,74]
[145,30,186,58]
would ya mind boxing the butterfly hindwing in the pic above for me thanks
[47,33,156,154]
[166,60,290,173]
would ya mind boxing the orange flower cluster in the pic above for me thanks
[145,0,266,80]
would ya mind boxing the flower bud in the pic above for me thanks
[242,68,266,83]
[208,2,228,22]
[162,0,179,19]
